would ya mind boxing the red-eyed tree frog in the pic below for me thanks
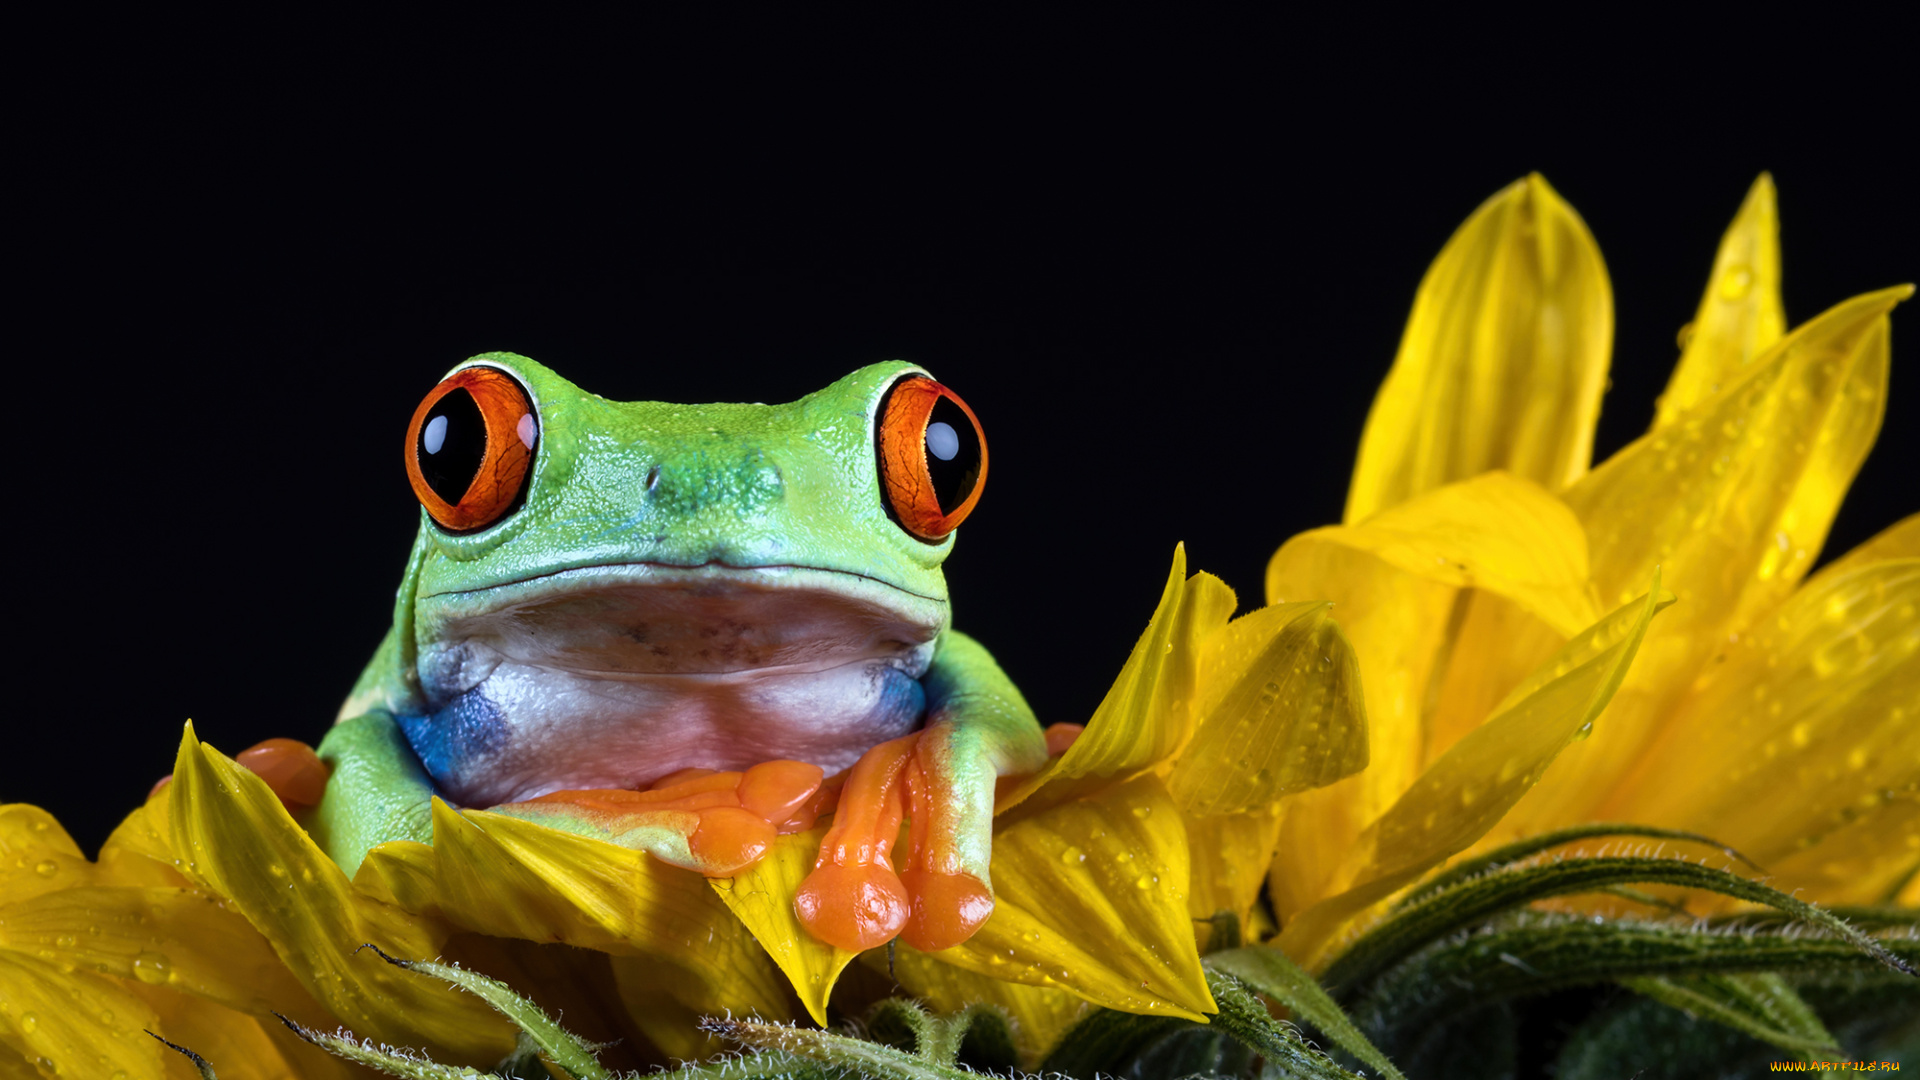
[301,353,1048,953]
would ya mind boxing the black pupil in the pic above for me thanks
[418,387,487,504]
[925,396,981,514]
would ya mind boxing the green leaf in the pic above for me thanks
[1395,823,1761,910]
[951,1005,1019,1073]
[1617,973,1839,1060]
[1345,913,1920,1053]
[702,1016,987,1080]
[1205,948,1406,1080]
[1553,994,1778,1080]
[1204,970,1364,1080]
[1321,855,1913,996]
[357,944,610,1080]
[146,1031,218,1080]
[275,1013,495,1079]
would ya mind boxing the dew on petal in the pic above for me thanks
[132,951,172,985]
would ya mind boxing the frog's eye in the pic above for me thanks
[405,366,539,532]
[876,376,986,540]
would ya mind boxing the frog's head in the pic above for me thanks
[355,352,990,808]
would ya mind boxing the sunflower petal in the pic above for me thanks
[0,954,160,1080]
[134,985,359,1080]
[165,723,514,1062]
[1655,174,1786,429]
[1170,602,1368,815]
[0,805,95,904]
[1183,804,1284,933]
[420,803,796,1021]
[939,774,1214,1019]
[1346,174,1612,523]
[1287,472,1599,638]
[1513,286,1909,832]
[1263,538,1458,921]
[998,546,1232,813]
[97,790,190,888]
[1278,580,1667,969]
[883,949,1090,1066]
[1606,554,1918,902]
[0,885,327,1025]
[711,825,860,1024]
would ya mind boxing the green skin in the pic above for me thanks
[311,354,1047,897]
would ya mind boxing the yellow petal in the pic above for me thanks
[1183,804,1284,934]
[1801,512,1918,580]
[1420,590,1567,768]
[0,805,95,903]
[999,546,1233,812]
[165,724,514,1063]
[1263,541,1458,921]
[1261,472,1596,916]
[1513,286,1909,832]
[884,947,1091,1066]
[1278,581,1667,969]
[1655,174,1786,429]
[1605,555,1918,897]
[711,824,859,1025]
[0,953,161,1080]
[420,803,795,1020]
[97,790,190,889]
[1764,791,1919,908]
[133,984,358,1080]
[1169,602,1367,815]
[1345,174,1612,523]
[940,774,1214,1019]
[1287,472,1600,638]
[0,885,327,1026]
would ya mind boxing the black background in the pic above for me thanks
[10,20,1916,856]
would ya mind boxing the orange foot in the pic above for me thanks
[794,730,1008,954]
[506,759,836,876]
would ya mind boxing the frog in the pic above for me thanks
[306,352,1048,954]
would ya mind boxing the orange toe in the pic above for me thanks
[898,868,994,951]
[688,806,777,875]
[795,861,912,951]
[236,738,330,808]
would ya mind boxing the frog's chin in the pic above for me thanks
[401,562,946,808]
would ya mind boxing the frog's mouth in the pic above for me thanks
[401,562,948,808]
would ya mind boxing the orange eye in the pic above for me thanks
[405,366,539,532]
[876,376,986,540]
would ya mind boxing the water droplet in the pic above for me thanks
[33,860,56,878]
[1131,805,1153,819]
[1848,747,1869,770]
[1719,265,1754,300]
[132,951,172,985]
[34,1058,53,1074]
[1134,874,1155,890]
[54,935,74,949]
[268,863,288,879]
[1572,721,1594,742]
[1060,846,1085,865]
[19,1013,36,1033]
[1790,722,1812,748]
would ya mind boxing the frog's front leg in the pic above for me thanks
[797,630,1046,952]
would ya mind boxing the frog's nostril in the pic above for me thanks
[646,465,661,491]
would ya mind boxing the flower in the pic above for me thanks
[0,541,1379,1075]
[4,173,1910,1078]
[1259,173,1915,970]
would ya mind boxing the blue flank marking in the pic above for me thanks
[396,688,511,791]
